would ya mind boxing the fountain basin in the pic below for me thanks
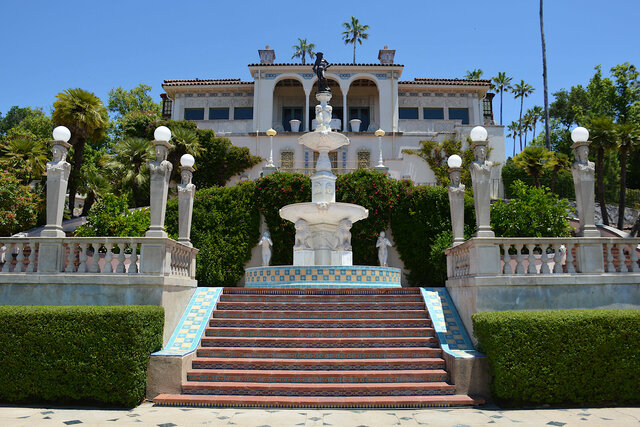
[279,202,368,225]
[298,131,349,152]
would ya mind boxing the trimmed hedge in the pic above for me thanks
[473,309,640,406]
[0,305,164,407]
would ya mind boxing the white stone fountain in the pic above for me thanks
[279,91,369,266]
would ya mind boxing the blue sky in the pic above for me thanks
[1,0,638,156]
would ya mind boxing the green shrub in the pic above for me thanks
[0,305,163,407]
[491,180,574,237]
[0,167,43,236]
[74,193,149,237]
[473,309,640,406]
[391,185,475,285]
[166,181,260,285]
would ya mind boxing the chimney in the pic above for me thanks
[258,45,275,64]
[378,46,395,65]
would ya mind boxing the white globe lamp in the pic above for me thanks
[52,126,71,142]
[571,127,589,143]
[180,154,195,168]
[154,126,172,142]
[470,126,488,143]
[447,154,463,169]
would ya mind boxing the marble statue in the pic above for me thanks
[146,141,173,238]
[333,219,352,251]
[258,231,273,266]
[376,231,393,267]
[469,141,494,237]
[313,52,331,93]
[294,219,312,250]
[571,140,598,237]
[149,144,173,177]
[448,164,466,246]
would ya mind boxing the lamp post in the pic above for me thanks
[146,126,173,238]
[178,154,196,246]
[570,126,599,238]
[263,128,277,176]
[374,128,388,173]
[447,154,465,246]
[469,125,494,238]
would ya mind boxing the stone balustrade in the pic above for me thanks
[446,237,640,279]
[0,237,198,279]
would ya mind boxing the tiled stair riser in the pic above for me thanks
[217,302,426,310]
[199,338,438,348]
[181,387,456,397]
[195,348,441,359]
[191,359,446,371]
[205,328,436,338]
[220,295,423,303]
[186,371,449,383]
[212,310,428,319]
[208,319,431,328]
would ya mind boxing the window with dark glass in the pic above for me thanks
[209,108,229,120]
[234,107,253,120]
[448,108,469,125]
[399,107,419,119]
[184,108,204,120]
[423,108,444,120]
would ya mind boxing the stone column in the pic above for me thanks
[304,89,310,132]
[39,131,72,272]
[342,92,348,132]
[448,165,465,246]
[145,140,173,238]
[570,128,604,273]
[177,163,196,246]
[469,127,495,238]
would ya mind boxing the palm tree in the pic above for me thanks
[521,113,533,147]
[588,116,617,226]
[169,127,202,179]
[291,38,316,65]
[545,151,570,194]
[107,137,154,207]
[342,16,369,64]
[616,122,640,229]
[465,69,483,79]
[0,137,48,183]
[540,0,551,150]
[529,106,544,140]
[491,72,513,125]
[52,88,108,215]
[79,163,110,216]
[511,80,535,152]
[513,146,551,187]
[507,121,519,157]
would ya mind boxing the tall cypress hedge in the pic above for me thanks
[0,305,163,407]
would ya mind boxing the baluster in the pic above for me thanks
[502,244,513,274]
[128,243,139,274]
[565,243,576,273]
[116,243,126,273]
[77,243,88,273]
[617,243,630,273]
[0,243,6,270]
[89,242,101,273]
[26,241,37,272]
[2,243,14,272]
[515,244,525,274]
[527,244,537,274]
[629,243,639,272]
[552,243,563,274]
[64,242,76,273]
[606,243,615,272]
[14,242,25,273]
[540,244,551,274]
[103,243,113,273]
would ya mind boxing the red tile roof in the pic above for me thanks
[399,78,491,86]
[163,79,254,87]
[247,63,404,67]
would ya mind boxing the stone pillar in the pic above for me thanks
[177,164,196,246]
[342,92,348,132]
[146,139,173,238]
[469,127,495,238]
[304,89,310,132]
[448,165,465,246]
[570,128,604,273]
[39,131,72,272]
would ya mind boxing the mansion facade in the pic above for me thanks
[161,46,505,190]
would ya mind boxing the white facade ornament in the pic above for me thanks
[294,219,312,250]
[469,128,494,238]
[258,231,273,266]
[376,231,393,267]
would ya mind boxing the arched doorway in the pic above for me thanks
[346,78,379,132]
[309,79,343,131]
[273,78,306,132]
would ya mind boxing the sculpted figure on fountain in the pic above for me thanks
[333,219,353,251]
[376,231,393,267]
[258,231,273,266]
[294,220,312,250]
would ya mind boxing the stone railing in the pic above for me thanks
[0,237,198,279]
[446,237,640,279]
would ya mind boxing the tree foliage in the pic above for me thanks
[74,193,149,237]
[0,167,44,236]
[342,16,369,64]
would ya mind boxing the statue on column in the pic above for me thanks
[178,155,196,246]
[447,155,466,246]
[149,143,173,178]
[258,231,273,266]
[376,231,393,267]
[313,52,331,93]
[469,129,495,238]
[47,143,71,179]
[571,137,598,236]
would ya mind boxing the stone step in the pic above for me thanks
[186,368,449,384]
[191,357,446,371]
[222,287,421,296]
[199,336,438,348]
[219,294,424,303]
[216,301,426,311]
[212,309,428,320]
[180,381,456,397]
[153,393,482,409]
[205,327,436,339]
[195,347,441,360]
[208,318,432,329]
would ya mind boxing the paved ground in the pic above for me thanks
[1,403,639,426]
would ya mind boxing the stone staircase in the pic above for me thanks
[153,287,482,408]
